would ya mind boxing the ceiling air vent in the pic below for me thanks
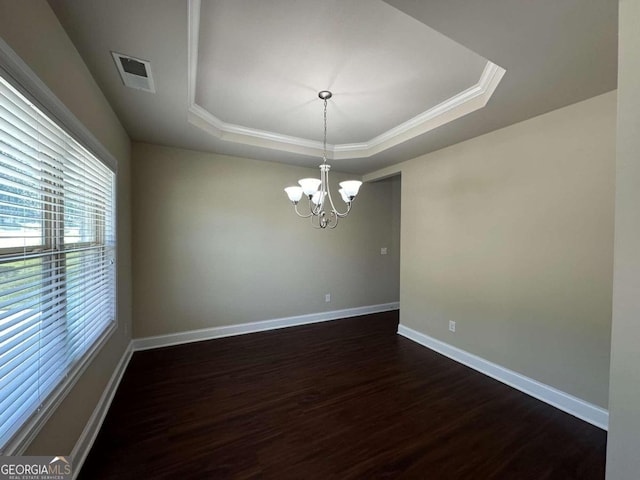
[111,52,156,93]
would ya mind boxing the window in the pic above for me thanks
[0,74,116,450]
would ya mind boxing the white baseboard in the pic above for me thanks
[70,341,133,479]
[397,323,609,430]
[133,302,400,351]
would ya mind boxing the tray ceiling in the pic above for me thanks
[188,0,504,159]
[47,0,617,174]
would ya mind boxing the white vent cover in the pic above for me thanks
[111,52,155,93]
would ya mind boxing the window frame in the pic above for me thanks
[0,36,119,455]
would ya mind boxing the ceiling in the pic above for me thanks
[191,0,499,156]
[48,0,618,175]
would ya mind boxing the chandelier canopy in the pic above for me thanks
[284,91,362,229]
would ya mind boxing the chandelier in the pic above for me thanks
[284,91,362,229]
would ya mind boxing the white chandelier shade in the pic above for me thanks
[283,91,363,229]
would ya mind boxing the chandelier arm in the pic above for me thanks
[325,186,351,218]
[309,195,322,216]
[312,211,329,229]
[334,203,352,218]
[328,211,339,229]
[323,211,334,229]
[293,202,313,218]
[321,163,351,218]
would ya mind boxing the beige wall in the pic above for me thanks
[0,0,132,455]
[132,143,399,338]
[390,175,401,289]
[370,91,616,408]
[606,0,640,476]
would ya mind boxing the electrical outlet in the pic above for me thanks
[449,321,456,332]
[380,247,388,255]
[325,293,331,303]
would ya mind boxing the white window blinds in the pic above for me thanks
[0,74,116,450]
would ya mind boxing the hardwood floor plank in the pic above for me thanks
[78,311,606,479]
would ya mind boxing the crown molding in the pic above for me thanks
[186,0,505,160]
[334,61,505,158]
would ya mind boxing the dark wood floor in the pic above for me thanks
[79,311,606,479]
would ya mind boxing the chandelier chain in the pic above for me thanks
[323,98,328,163]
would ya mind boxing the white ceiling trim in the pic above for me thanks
[333,61,505,158]
[186,0,505,160]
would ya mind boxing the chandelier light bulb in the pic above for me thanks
[339,180,362,199]
[311,190,325,206]
[338,188,350,204]
[284,186,303,203]
[298,178,321,196]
